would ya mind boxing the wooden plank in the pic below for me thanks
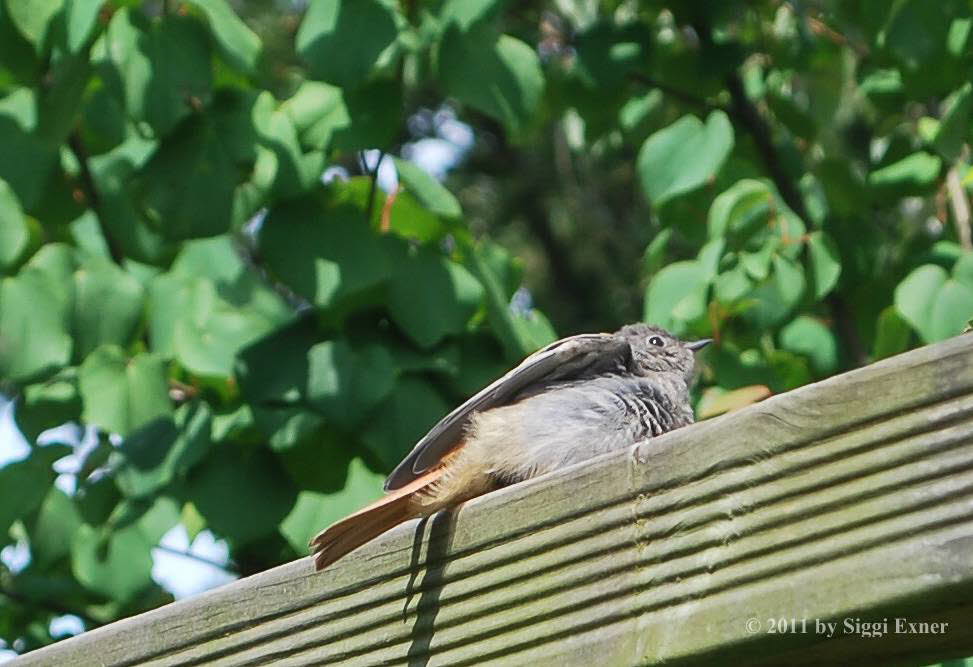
[16,335,973,666]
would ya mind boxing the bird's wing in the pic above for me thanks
[384,332,631,490]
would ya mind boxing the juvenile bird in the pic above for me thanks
[310,323,710,570]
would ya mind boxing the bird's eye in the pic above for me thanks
[648,336,665,347]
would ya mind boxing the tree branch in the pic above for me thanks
[0,585,100,630]
[67,132,125,266]
[691,18,867,365]
[628,72,725,114]
[723,73,810,223]
[947,166,973,251]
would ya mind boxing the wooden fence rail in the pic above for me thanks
[16,335,973,666]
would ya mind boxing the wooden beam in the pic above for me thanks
[17,336,973,666]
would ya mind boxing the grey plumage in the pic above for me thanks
[394,323,707,512]
[311,323,707,570]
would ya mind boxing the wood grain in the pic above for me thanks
[16,335,973,666]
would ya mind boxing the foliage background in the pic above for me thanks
[1,0,973,655]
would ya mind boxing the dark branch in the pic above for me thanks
[628,72,725,114]
[67,132,125,266]
[691,18,867,365]
[723,73,811,223]
[0,585,100,630]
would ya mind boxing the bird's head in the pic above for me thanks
[615,323,711,382]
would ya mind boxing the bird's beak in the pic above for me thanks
[686,339,713,351]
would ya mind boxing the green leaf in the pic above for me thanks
[806,231,842,299]
[27,486,82,566]
[929,280,973,341]
[511,308,558,351]
[333,78,403,152]
[14,371,81,442]
[387,246,484,348]
[0,177,29,271]
[103,9,213,138]
[459,242,537,361]
[438,26,544,138]
[643,260,708,333]
[87,134,180,265]
[779,315,838,375]
[873,306,912,360]
[883,0,953,72]
[714,264,752,304]
[954,253,973,289]
[384,189,447,242]
[186,0,262,73]
[237,316,318,408]
[572,22,652,91]
[176,284,280,378]
[393,158,462,219]
[766,347,812,391]
[642,228,672,278]
[893,259,973,343]
[766,90,816,141]
[281,80,347,150]
[133,116,242,240]
[868,151,942,196]
[697,239,725,281]
[5,0,63,50]
[187,447,297,546]
[895,264,948,342]
[78,346,171,436]
[306,339,397,427]
[260,193,391,309]
[66,0,103,52]
[740,240,777,282]
[0,248,74,383]
[0,104,59,211]
[149,237,291,378]
[362,376,450,469]
[745,255,806,328]
[256,96,322,198]
[638,111,734,206]
[157,277,288,378]
[282,77,402,152]
[117,402,212,498]
[932,83,972,162]
[297,0,401,89]
[72,256,145,359]
[439,0,505,31]
[71,521,153,602]
[707,179,773,242]
[36,52,92,144]
[279,458,385,554]
[0,446,68,537]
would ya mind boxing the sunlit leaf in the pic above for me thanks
[638,111,734,206]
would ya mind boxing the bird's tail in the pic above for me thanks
[310,444,497,571]
[309,468,444,571]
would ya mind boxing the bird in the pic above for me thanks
[310,323,710,570]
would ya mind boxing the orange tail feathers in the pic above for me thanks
[310,468,444,571]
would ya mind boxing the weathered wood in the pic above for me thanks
[17,336,973,666]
